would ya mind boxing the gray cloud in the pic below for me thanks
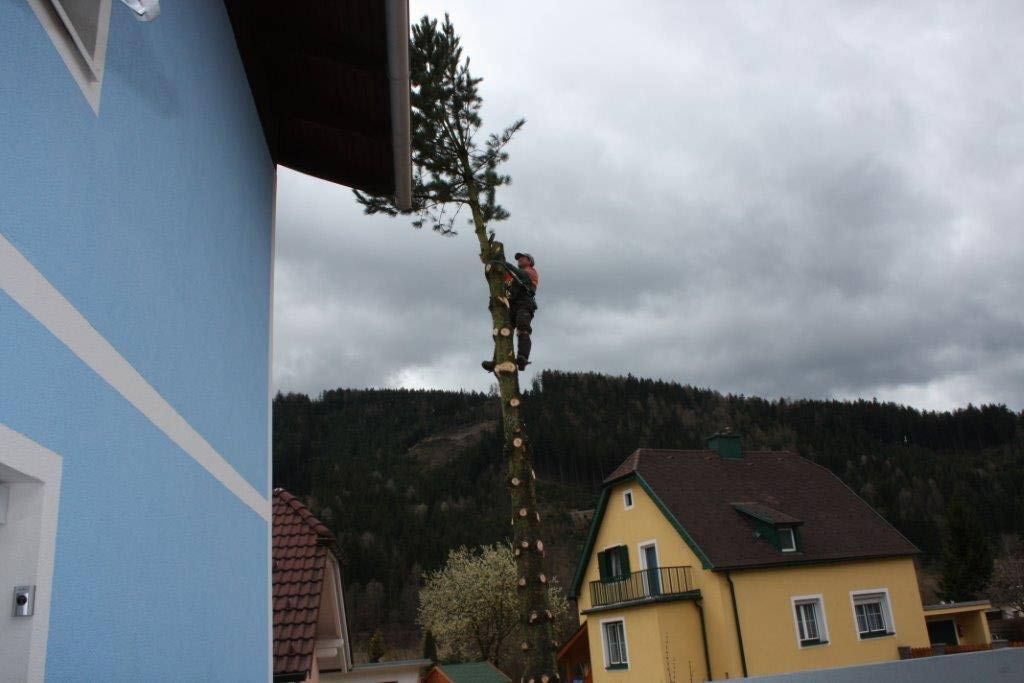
[273,1,1024,411]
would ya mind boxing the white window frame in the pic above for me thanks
[622,488,634,510]
[28,0,113,114]
[850,588,896,640]
[0,424,63,682]
[791,594,829,648]
[637,539,660,597]
[600,617,629,669]
[778,526,797,552]
[637,539,659,570]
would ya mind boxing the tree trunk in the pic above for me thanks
[470,198,559,682]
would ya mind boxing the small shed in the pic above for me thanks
[423,662,512,683]
[924,600,993,647]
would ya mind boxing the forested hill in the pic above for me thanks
[272,370,1023,653]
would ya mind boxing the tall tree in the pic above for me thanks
[939,498,994,601]
[355,15,559,680]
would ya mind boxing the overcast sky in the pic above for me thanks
[272,1,1024,412]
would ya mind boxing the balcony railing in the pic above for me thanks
[589,566,695,608]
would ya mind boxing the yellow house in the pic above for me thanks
[568,434,933,681]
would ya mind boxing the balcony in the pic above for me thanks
[589,566,696,609]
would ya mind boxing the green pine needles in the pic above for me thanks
[355,14,524,235]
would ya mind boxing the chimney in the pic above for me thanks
[706,429,742,459]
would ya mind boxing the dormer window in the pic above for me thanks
[731,502,802,554]
[779,526,797,552]
[623,489,634,510]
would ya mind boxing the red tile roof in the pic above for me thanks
[273,488,336,680]
[606,449,918,570]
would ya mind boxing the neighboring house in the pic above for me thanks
[924,600,993,647]
[568,434,938,681]
[273,488,429,683]
[1,1,409,680]
[423,662,513,683]
[557,624,593,683]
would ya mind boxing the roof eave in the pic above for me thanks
[569,486,611,599]
[224,0,409,197]
[384,0,412,210]
[711,550,920,573]
[273,672,309,683]
[556,622,589,660]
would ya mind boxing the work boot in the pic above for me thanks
[516,331,532,370]
[516,332,531,371]
[481,360,496,372]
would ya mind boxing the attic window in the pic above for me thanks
[623,489,634,510]
[28,0,112,113]
[779,527,797,552]
[731,502,802,553]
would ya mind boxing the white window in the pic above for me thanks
[851,590,895,639]
[779,527,796,552]
[608,548,626,578]
[28,0,113,113]
[792,595,828,647]
[601,619,629,668]
[623,489,634,510]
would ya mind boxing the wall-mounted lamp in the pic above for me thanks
[119,0,160,21]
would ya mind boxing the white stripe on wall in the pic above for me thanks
[0,233,270,522]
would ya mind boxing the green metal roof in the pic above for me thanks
[437,662,511,683]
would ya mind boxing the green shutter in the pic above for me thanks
[597,550,610,582]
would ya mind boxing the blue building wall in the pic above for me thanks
[1,2,273,680]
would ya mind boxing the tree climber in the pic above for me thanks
[483,252,539,373]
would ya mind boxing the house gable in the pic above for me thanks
[570,472,712,600]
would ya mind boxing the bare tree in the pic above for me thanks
[356,15,559,680]
[988,539,1024,615]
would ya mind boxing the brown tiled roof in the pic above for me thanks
[273,488,336,679]
[607,449,918,570]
